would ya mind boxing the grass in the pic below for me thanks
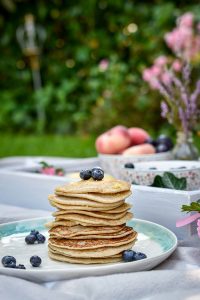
[0,134,97,158]
[0,133,199,159]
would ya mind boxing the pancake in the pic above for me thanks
[48,241,135,258]
[48,251,122,264]
[55,179,131,195]
[45,220,78,229]
[49,224,125,237]
[50,200,131,213]
[53,210,127,220]
[49,226,134,240]
[49,194,124,207]
[55,212,133,226]
[54,191,131,204]
[49,231,137,250]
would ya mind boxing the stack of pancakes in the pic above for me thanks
[47,178,137,264]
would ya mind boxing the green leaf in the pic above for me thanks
[151,172,187,190]
[151,175,166,188]
[162,172,187,190]
[39,161,51,168]
[181,201,200,213]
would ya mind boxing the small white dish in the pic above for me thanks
[99,152,173,177]
[0,217,177,283]
[120,160,200,190]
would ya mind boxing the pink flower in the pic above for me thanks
[41,167,55,176]
[178,12,194,28]
[161,72,171,85]
[151,65,162,76]
[197,219,200,238]
[172,59,182,72]
[143,69,152,82]
[154,56,168,66]
[99,59,109,71]
[149,79,160,90]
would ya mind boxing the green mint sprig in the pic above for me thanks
[181,200,200,213]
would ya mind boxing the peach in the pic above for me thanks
[122,143,156,156]
[128,127,150,145]
[96,125,132,154]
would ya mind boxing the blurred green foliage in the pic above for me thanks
[0,0,200,135]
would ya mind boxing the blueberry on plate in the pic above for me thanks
[25,234,36,245]
[122,250,136,262]
[91,168,104,181]
[30,255,42,267]
[156,143,169,153]
[80,169,92,180]
[4,261,16,268]
[133,252,147,260]
[36,233,46,244]
[30,230,39,237]
[124,163,134,169]
[16,264,26,269]
[2,256,16,267]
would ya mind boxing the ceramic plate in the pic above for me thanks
[0,217,177,283]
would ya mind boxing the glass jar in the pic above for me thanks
[173,131,199,160]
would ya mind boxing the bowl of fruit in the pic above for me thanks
[96,125,173,177]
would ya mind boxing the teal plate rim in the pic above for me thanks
[0,216,178,270]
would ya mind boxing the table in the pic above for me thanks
[0,204,200,300]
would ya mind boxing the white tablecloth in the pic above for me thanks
[0,204,200,300]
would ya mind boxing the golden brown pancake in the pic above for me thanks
[49,231,137,250]
[49,194,125,207]
[55,179,131,195]
[48,250,122,264]
[49,226,134,240]
[55,212,133,226]
[53,210,127,220]
[48,241,135,258]
[49,224,125,237]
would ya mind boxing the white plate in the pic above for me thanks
[0,217,177,283]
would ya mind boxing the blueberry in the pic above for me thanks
[2,256,16,267]
[25,234,36,245]
[30,230,39,237]
[80,169,92,180]
[124,163,134,169]
[5,261,16,268]
[30,255,42,267]
[36,233,46,244]
[156,143,169,153]
[16,264,26,269]
[156,135,173,150]
[133,252,147,260]
[91,168,104,181]
[122,250,136,262]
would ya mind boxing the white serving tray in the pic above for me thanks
[129,185,200,240]
[0,156,99,211]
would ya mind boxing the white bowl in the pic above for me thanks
[99,151,173,177]
[129,185,200,240]
[120,160,200,191]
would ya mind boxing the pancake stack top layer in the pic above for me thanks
[48,176,137,264]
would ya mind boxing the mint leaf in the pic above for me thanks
[39,161,52,168]
[162,172,187,190]
[151,175,166,188]
[181,201,200,213]
[151,172,187,190]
